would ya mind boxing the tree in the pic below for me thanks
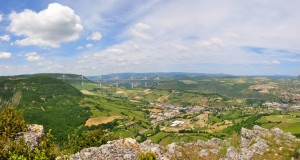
[0,106,26,139]
[0,106,57,159]
[155,124,160,133]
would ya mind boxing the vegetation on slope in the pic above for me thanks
[0,106,56,159]
[0,76,92,142]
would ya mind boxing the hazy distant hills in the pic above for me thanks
[0,73,296,83]
[0,73,91,81]
[87,72,236,82]
[87,72,297,82]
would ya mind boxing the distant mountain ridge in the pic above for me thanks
[1,73,297,82]
[87,72,236,82]
[0,73,92,83]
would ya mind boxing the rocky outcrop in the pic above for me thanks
[58,125,300,160]
[16,124,44,150]
[59,138,168,160]
[221,125,300,160]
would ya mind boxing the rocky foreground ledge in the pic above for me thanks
[57,125,300,160]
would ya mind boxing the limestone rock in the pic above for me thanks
[64,138,168,160]
[58,126,299,160]
[199,149,209,157]
[17,124,44,150]
[222,146,239,160]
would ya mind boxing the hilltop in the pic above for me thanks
[0,76,91,141]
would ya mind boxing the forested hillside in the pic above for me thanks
[0,76,91,141]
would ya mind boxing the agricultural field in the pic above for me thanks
[1,74,300,146]
[75,75,300,145]
[256,111,300,135]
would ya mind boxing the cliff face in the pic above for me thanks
[58,125,300,160]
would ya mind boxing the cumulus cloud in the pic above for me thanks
[0,14,2,22]
[0,52,12,59]
[8,3,83,48]
[0,35,10,42]
[3,0,300,75]
[86,43,93,48]
[87,31,102,41]
[25,52,42,61]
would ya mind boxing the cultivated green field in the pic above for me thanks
[1,73,299,148]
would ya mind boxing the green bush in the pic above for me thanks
[63,129,115,153]
[0,106,57,160]
[0,106,26,139]
[138,152,157,160]
[292,143,300,158]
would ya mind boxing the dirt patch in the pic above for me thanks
[85,116,123,127]
[134,96,143,100]
[236,78,246,83]
[147,109,163,113]
[116,90,126,94]
[249,84,277,93]
[157,94,169,102]
[116,90,129,96]
[206,120,233,133]
[179,80,198,84]
[143,89,152,94]
[130,100,140,103]
[194,114,209,127]
[81,90,96,95]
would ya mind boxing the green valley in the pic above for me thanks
[0,73,300,157]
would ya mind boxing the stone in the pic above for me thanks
[241,128,254,139]
[57,126,299,160]
[223,146,239,160]
[206,138,222,147]
[240,137,251,148]
[210,148,220,154]
[166,142,177,155]
[240,148,253,160]
[199,149,209,157]
[17,124,44,150]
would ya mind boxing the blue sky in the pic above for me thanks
[0,0,300,76]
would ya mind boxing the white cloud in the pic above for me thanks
[86,43,93,48]
[87,31,102,41]
[25,52,42,61]
[128,23,152,41]
[263,60,281,65]
[76,46,83,50]
[270,60,281,64]
[8,3,83,48]
[3,0,300,75]
[170,44,190,51]
[198,37,225,50]
[0,52,12,59]
[0,35,10,42]
[0,14,2,22]
[106,48,124,55]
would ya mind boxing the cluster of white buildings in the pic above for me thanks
[149,109,180,124]
[262,102,300,111]
[170,120,185,127]
[149,103,206,126]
